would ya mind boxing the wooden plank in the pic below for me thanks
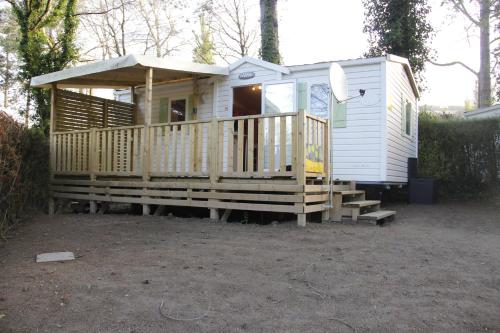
[163,125,170,173]
[65,134,70,172]
[126,129,132,172]
[171,125,178,173]
[258,119,265,176]
[113,130,118,172]
[269,117,275,173]
[133,128,139,172]
[120,129,126,172]
[50,178,306,192]
[107,130,112,172]
[358,210,396,221]
[83,132,88,171]
[156,126,162,172]
[227,121,234,174]
[247,119,254,173]
[72,133,77,172]
[237,119,244,173]
[197,123,203,172]
[291,115,297,173]
[149,126,155,172]
[280,116,286,173]
[297,109,306,186]
[342,200,380,208]
[189,124,195,174]
[36,252,75,263]
[217,121,224,177]
[52,192,301,213]
[180,124,186,174]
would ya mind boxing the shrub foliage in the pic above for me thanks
[418,114,499,198]
[0,112,49,238]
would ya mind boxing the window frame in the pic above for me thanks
[308,81,330,120]
[168,95,189,123]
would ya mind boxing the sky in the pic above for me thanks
[276,0,482,107]
[0,0,491,111]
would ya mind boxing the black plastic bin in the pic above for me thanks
[409,177,438,204]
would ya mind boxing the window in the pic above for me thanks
[170,99,186,122]
[402,100,412,136]
[264,82,294,114]
[405,102,412,136]
[309,83,329,119]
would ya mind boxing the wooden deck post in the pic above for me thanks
[49,84,57,214]
[89,127,97,211]
[296,109,306,226]
[322,120,330,222]
[142,67,153,215]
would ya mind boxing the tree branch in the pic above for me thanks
[447,0,480,26]
[428,59,478,76]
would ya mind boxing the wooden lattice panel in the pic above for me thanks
[55,89,135,131]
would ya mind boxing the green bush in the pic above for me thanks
[418,114,499,198]
[0,112,49,238]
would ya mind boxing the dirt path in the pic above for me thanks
[0,203,499,332]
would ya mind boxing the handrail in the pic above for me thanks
[216,111,297,122]
[53,128,92,135]
[150,119,212,127]
[305,113,328,124]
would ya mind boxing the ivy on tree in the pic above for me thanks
[260,0,281,64]
[363,0,433,89]
[7,0,79,133]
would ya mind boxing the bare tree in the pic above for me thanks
[78,0,185,61]
[205,0,259,62]
[79,0,133,60]
[135,0,185,57]
[430,0,499,107]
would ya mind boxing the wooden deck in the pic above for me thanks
[49,90,331,225]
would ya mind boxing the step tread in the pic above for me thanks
[334,190,365,195]
[358,210,396,221]
[342,200,380,208]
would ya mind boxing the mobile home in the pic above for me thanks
[115,54,419,184]
[32,54,418,225]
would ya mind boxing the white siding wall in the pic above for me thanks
[116,79,214,124]
[384,61,418,183]
[288,62,384,182]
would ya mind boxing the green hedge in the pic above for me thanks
[0,112,49,238]
[418,113,499,198]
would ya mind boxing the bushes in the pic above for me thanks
[0,112,49,238]
[418,114,499,198]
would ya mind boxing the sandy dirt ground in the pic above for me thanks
[0,202,499,333]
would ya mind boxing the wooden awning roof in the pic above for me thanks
[31,54,228,89]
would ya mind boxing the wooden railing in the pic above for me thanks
[52,129,91,174]
[304,114,328,174]
[51,111,329,181]
[217,112,297,178]
[149,120,211,177]
[93,125,144,176]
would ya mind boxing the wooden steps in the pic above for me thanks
[330,182,396,224]
[358,210,396,222]
[342,200,380,208]
[333,190,365,195]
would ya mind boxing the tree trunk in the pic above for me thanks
[478,0,491,108]
[260,0,280,64]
